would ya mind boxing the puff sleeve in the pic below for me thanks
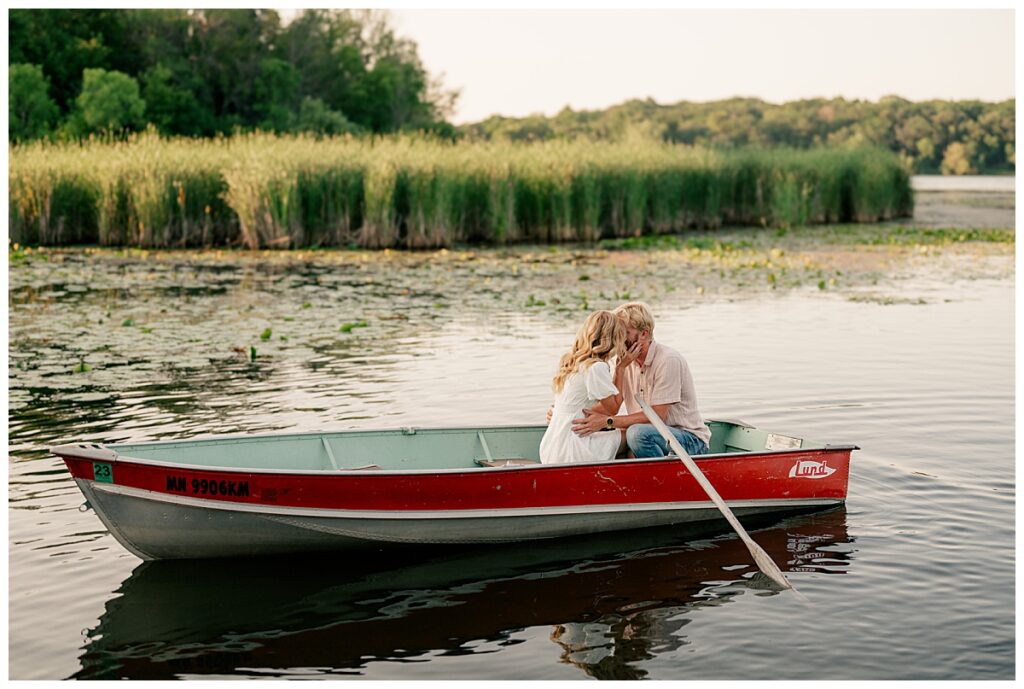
[585,361,619,401]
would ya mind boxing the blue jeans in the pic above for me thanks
[627,424,708,458]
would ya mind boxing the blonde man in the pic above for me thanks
[571,302,711,457]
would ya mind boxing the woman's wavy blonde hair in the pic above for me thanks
[552,310,626,393]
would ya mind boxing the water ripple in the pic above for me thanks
[8,252,1014,680]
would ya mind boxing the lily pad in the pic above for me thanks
[340,320,368,333]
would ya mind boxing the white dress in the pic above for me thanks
[539,360,621,464]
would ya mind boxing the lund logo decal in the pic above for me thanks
[788,460,836,479]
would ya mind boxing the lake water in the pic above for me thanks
[7,204,1015,679]
[911,174,1015,192]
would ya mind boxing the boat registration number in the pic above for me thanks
[93,462,113,483]
[165,475,250,497]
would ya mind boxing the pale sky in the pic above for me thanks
[383,9,1015,124]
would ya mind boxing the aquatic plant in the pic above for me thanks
[9,131,913,249]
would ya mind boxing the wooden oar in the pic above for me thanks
[636,397,799,595]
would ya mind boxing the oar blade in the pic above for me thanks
[635,397,800,596]
[748,539,794,590]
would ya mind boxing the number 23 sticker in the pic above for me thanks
[93,462,113,483]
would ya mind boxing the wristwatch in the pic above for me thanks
[605,416,615,430]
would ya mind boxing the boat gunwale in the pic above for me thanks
[51,419,808,453]
[63,423,554,453]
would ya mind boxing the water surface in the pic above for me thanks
[8,219,1015,679]
[911,174,1015,192]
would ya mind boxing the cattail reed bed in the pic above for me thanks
[9,133,913,250]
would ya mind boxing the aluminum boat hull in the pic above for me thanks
[55,427,855,560]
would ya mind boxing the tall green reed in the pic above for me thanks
[9,131,913,249]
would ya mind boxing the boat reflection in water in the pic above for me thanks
[75,508,852,679]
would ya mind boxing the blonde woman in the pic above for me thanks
[539,311,626,464]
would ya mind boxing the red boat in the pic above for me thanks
[52,419,856,560]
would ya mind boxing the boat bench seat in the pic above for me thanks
[474,457,540,468]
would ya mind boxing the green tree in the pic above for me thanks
[283,9,367,122]
[253,58,299,132]
[916,137,937,169]
[9,63,59,140]
[282,9,454,133]
[9,9,142,111]
[141,64,209,135]
[940,141,976,175]
[190,9,283,130]
[461,95,1014,175]
[10,8,456,138]
[295,97,361,135]
[130,10,216,136]
[74,68,146,134]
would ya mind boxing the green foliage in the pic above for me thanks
[254,58,300,132]
[141,64,209,136]
[463,96,1015,175]
[44,176,102,244]
[295,98,362,136]
[940,142,976,175]
[73,68,146,135]
[340,320,368,332]
[853,225,1014,245]
[9,9,141,111]
[10,132,913,249]
[7,8,1013,177]
[9,64,59,141]
[9,8,454,141]
[9,242,30,263]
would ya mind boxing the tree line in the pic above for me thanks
[9,9,1014,176]
[460,96,1015,175]
[9,8,457,141]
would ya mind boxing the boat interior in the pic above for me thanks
[106,420,814,472]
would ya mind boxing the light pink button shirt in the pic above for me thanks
[619,340,711,446]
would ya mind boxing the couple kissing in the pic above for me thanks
[539,302,710,464]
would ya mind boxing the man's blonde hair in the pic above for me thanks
[614,301,655,334]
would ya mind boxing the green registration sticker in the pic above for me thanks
[93,462,113,483]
